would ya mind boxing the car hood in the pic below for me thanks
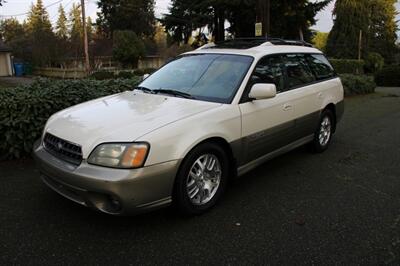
[45,91,221,157]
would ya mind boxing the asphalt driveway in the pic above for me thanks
[1,89,400,265]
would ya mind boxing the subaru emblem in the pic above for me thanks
[57,142,63,150]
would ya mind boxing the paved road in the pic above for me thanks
[1,90,400,265]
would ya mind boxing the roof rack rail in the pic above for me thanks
[210,37,313,49]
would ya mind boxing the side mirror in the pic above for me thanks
[142,74,150,80]
[248,83,277,100]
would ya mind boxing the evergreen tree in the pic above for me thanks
[0,18,31,61]
[113,30,145,67]
[86,16,94,41]
[161,0,331,43]
[0,18,25,43]
[70,3,83,39]
[69,3,83,58]
[269,0,331,41]
[56,4,68,39]
[26,0,56,66]
[367,0,398,61]
[326,0,398,61]
[97,0,155,38]
[161,0,209,44]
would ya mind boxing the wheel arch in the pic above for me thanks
[177,136,238,182]
[323,103,337,132]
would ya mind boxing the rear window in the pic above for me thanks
[306,54,335,80]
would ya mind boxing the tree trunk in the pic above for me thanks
[218,9,225,42]
[213,8,219,42]
[213,7,225,43]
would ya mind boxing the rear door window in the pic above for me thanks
[283,54,316,90]
[306,54,335,80]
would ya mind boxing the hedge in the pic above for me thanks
[330,59,364,75]
[0,78,140,159]
[89,71,115,80]
[375,65,400,87]
[340,74,376,96]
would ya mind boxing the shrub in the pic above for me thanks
[340,74,376,96]
[375,65,400,87]
[330,59,364,74]
[90,71,115,80]
[0,78,140,159]
[113,30,145,68]
[116,71,136,79]
[364,52,384,74]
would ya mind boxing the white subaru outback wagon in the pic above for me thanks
[34,39,344,215]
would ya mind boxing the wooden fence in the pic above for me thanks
[34,56,165,79]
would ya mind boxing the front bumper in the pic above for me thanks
[33,140,180,215]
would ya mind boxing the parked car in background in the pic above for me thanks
[34,38,344,215]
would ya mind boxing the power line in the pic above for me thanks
[49,0,75,21]
[0,0,64,18]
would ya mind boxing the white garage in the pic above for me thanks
[0,41,13,77]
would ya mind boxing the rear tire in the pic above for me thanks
[310,109,335,153]
[173,142,229,215]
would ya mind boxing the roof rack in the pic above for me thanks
[201,37,313,49]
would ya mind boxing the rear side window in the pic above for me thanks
[307,54,335,80]
[283,54,316,89]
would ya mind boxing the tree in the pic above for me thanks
[312,32,329,52]
[161,0,210,44]
[69,3,84,58]
[0,19,31,61]
[56,4,68,39]
[161,0,331,44]
[367,0,398,61]
[86,16,94,41]
[326,0,398,61]
[113,30,145,67]
[269,0,331,41]
[26,0,57,66]
[0,18,25,43]
[97,0,155,38]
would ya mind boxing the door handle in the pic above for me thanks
[283,103,292,111]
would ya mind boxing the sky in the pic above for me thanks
[0,0,399,34]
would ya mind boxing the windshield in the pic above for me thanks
[139,54,253,103]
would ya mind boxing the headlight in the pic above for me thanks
[88,143,149,168]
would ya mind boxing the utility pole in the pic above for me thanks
[81,0,90,74]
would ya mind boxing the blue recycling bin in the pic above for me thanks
[14,63,24,77]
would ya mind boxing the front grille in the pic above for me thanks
[43,133,83,165]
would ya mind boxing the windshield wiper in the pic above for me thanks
[153,89,195,99]
[134,86,154,94]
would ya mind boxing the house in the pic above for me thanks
[0,41,13,76]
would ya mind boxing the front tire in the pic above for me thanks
[311,109,335,153]
[173,142,229,215]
